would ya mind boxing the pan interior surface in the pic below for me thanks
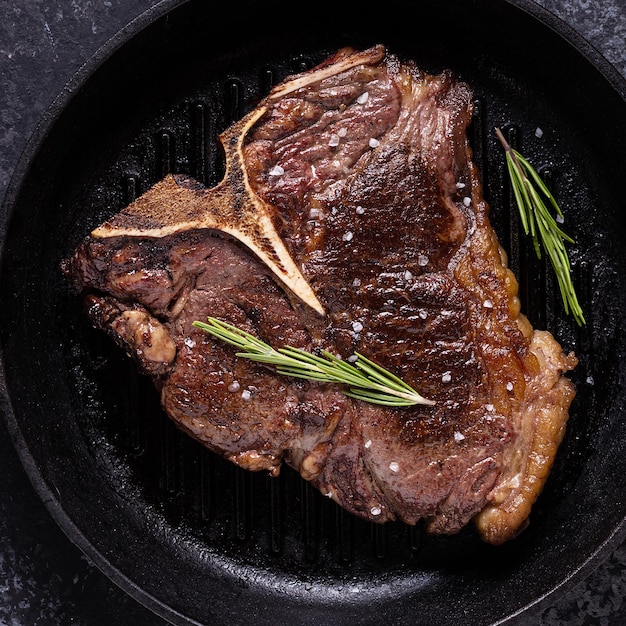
[2,1,626,625]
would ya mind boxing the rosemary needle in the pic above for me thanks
[495,128,586,326]
[192,317,435,408]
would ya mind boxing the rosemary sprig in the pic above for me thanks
[192,317,435,408]
[495,127,586,326]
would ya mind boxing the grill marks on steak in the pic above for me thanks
[62,45,577,544]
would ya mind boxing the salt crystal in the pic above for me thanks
[269,165,284,176]
[456,182,466,189]
[356,205,365,215]
[535,127,544,138]
[241,389,251,401]
[454,432,466,442]
[357,91,369,104]
[483,299,494,308]
[228,381,241,393]
[328,134,340,147]
[338,127,347,137]
[370,506,382,516]
[389,462,400,473]
[404,270,413,281]
[369,137,380,148]
[352,321,364,333]
[364,439,372,449]
[342,231,354,242]
[442,371,452,383]
[463,196,472,207]
[352,277,361,287]
[506,381,514,391]
[418,254,429,266]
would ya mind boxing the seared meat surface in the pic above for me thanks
[63,45,577,544]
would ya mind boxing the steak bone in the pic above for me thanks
[91,101,326,314]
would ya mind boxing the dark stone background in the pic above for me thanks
[1,1,625,624]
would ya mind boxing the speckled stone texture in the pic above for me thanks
[539,0,626,77]
[1,1,625,625]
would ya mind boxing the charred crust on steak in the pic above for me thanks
[62,45,578,544]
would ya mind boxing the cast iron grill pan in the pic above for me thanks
[2,1,626,624]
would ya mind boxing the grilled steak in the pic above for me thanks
[62,45,578,544]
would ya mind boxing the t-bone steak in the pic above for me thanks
[62,45,578,544]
